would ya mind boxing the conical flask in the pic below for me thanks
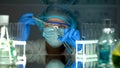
[112,40,120,68]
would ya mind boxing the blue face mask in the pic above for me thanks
[42,27,64,48]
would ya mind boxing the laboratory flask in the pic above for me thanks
[97,27,118,68]
[0,26,17,68]
[112,40,120,68]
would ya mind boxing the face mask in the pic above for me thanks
[46,59,65,68]
[43,27,64,48]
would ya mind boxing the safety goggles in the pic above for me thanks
[33,17,69,29]
[44,21,69,29]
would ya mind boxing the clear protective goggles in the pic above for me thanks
[33,16,69,29]
[44,21,69,29]
[46,21,71,36]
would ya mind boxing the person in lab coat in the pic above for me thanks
[18,5,82,68]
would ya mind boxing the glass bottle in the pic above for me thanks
[97,27,118,68]
[0,26,17,68]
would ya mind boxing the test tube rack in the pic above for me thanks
[76,40,98,68]
[13,40,26,68]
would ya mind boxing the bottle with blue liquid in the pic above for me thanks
[97,28,118,68]
[97,19,118,68]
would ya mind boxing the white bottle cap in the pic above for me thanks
[0,15,9,25]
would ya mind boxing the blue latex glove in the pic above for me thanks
[69,62,82,68]
[58,28,82,51]
[18,13,35,41]
[17,64,25,68]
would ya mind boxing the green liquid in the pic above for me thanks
[112,55,120,68]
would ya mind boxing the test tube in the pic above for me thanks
[32,17,46,25]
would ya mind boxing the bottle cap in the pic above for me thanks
[0,15,9,25]
[103,28,115,34]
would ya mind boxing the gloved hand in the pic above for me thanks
[58,28,82,51]
[69,62,82,68]
[17,64,25,68]
[18,13,35,41]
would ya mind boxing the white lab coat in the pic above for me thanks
[26,38,47,64]
[25,38,75,66]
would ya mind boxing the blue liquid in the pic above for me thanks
[99,49,110,63]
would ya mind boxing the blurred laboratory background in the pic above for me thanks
[0,0,120,40]
[0,0,120,68]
